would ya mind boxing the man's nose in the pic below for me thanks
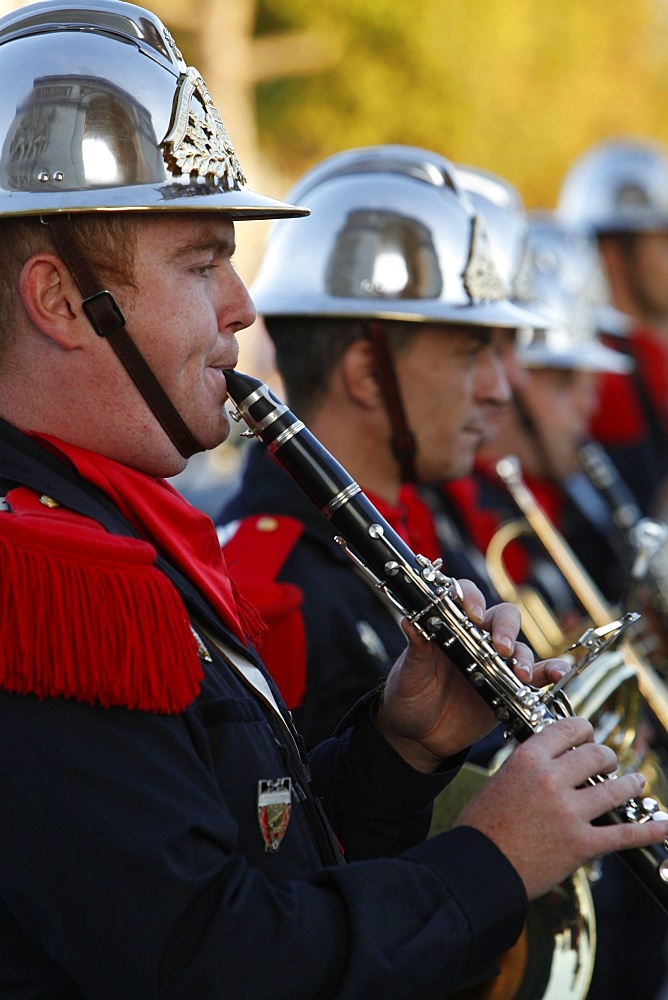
[476,347,512,404]
[224,270,257,333]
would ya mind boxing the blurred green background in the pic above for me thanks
[151,0,668,212]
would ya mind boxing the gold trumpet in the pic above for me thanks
[488,455,668,787]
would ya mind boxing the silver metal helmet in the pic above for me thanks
[0,0,307,219]
[251,144,543,328]
[556,137,668,236]
[517,212,632,374]
[455,164,534,304]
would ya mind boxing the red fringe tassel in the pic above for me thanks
[0,517,203,714]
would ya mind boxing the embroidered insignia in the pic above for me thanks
[161,65,247,188]
[462,216,506,303]
[257,777,292,852]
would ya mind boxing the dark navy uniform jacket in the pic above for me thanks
[221,442,411,749]
[0,423,526,999]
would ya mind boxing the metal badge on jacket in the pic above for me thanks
[257,778,292,852]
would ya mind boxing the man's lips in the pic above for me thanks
[209,359,238,391]
[462,423,486,440]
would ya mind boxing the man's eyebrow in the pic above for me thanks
[166,235,237,262]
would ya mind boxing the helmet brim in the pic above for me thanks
[256,295,546,330]
[518,342,633,374]
[0,184,310,221]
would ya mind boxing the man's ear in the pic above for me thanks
[339,338,384,409]
[19,254,86,349]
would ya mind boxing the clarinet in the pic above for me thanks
[224,368,668,912]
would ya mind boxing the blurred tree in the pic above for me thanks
[253,0,668,208]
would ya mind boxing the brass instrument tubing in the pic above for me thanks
[495,455,668,734]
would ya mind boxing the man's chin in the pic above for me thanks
[199,412,231,451]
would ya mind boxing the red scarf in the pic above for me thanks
[445,470,563,586]
[365,483,441,563]
[34,435,248,645]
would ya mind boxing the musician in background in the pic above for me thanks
[557,136,668,517]
[218,153,668,996]
[437,212,634,614]
[433,211,668,1000]
[218,148,537,747]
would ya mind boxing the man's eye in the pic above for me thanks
[467,342,487,357]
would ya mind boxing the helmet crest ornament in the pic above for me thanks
[462,215,506,303]
[511,239,535,303]
[161,66,247,188]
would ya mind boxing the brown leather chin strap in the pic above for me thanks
[43,214,203,459]
[365,319,418,483]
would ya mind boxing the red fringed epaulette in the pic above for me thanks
[222,515,307,709]
[0,513,203,713]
